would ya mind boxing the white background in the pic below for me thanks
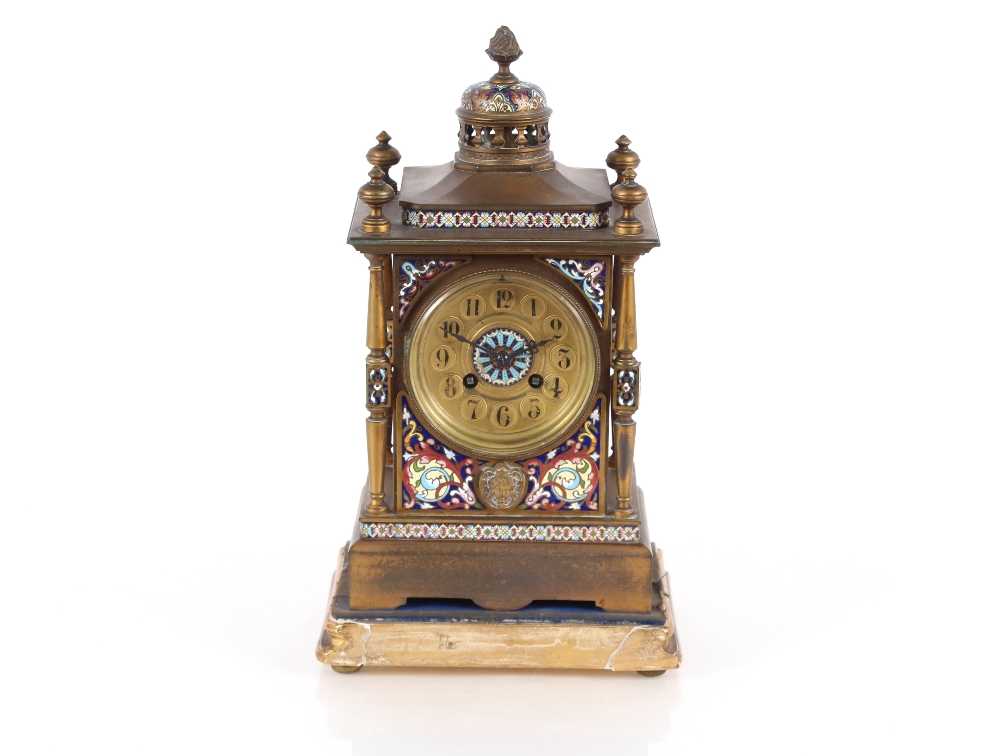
[2,1,998,753]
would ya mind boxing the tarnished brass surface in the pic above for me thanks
[404,268,599,459]
[358,167,394,234]
[611,168,648,236]
[363,253,391,515]
[350,485,653,612]
[606,136,641,188]
[485,26,521,85]
[612,254,640,517]
[398,163,611,212]
[348,539,652,612]
[366,132,400,194]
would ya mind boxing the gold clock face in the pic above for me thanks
[405,269,600,459]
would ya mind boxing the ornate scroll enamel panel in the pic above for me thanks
[397,395,606,513]
[460,81,547,113]
[543,258,607,323]
[398,259,465,323]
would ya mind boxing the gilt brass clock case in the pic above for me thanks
[328,26,672,636]
[403,266,600,460]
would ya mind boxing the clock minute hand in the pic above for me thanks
[530,335,562,350]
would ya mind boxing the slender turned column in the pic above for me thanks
[382,255,395,327]
[382,255,395,464]
[612,254,641,518]
[364,253,391,515]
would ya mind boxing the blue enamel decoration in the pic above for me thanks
[543,259,606,321]
[472,327,533,387]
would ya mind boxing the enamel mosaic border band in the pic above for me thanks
[402,210,610,230]
[361,522,640,543]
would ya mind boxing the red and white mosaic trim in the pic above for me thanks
[361,522,640,543]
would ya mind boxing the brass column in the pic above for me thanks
[612,254,641,518]
[364,253,391,515]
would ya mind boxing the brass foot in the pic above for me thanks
[331,664,363,674]
[636,669,667,677]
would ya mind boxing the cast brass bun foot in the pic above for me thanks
[636,669,667,677]
[331,664,363,674]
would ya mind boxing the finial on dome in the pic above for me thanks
[487,27,522,85]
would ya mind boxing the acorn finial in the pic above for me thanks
[358,166,394,233]
[366,132,401,194]
[611,168,648,235]
[606,135,641,188]
[486,27,522,85]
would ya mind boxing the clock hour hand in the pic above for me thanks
[440,325,497,364]
[511,334,561,357]
[440,325,475,346]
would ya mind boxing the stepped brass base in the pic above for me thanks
[350,474,654,613]
[316,544,681,674]
[349,538,653,612]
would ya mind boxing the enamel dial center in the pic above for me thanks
[473,327,532,386]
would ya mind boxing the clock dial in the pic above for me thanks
[405,269,599,459]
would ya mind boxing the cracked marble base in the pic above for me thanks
[315,545,681,673]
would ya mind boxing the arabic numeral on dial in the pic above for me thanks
[491,288,516,310]
[431,345,455,371]
[520,396,545,421]
[542,375,567,401]
[461,395,487,422]
[440,318,462,339]
[461,295,485,319]
[545,316,565,336]
[519,296,546,319]
[490,403,517,429]
[552,346,576,371]
[438,374,464,400]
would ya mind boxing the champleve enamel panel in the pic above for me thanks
[397,394,605,513]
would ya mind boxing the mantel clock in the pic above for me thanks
[317,28,681,675]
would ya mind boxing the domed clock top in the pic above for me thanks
[460,26,546,115]
[460,81,546,115]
